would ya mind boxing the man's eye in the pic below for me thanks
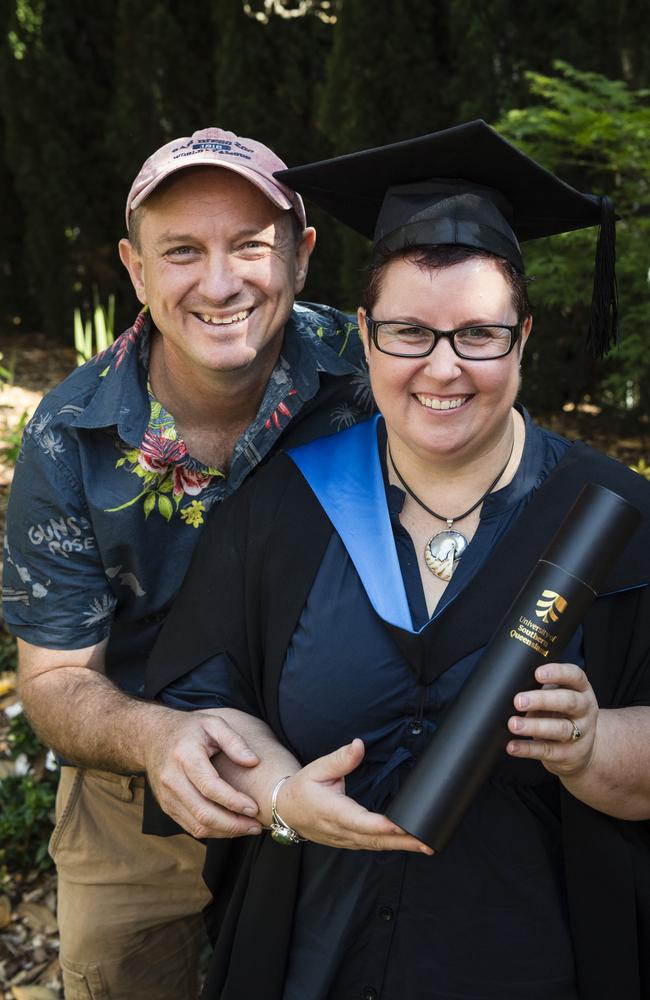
[239,240,269,251]
[165,246,197,257]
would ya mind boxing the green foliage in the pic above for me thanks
[6,709,43,759]
[0,631,55,875]
[0,629,17,673]
[0,771,56,872]
[0,0,647,414]
[74,289,115,366]
[630,458,650,480]
[496,62,650,414]
[1,409,29,466]
[0,0,120,338]
[0,349,14,384]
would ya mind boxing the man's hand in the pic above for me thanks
[144,708,263,839]
[17,639,267,839]
[276,739,433,854]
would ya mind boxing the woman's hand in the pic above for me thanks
[276,738,433,854]
[507,664,650,820]
[506,662,598,777]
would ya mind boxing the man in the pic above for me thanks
[2,128,371,1000]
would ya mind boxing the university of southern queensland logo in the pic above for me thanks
[534,590,568,624]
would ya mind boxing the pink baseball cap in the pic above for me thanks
[125,127,306,230]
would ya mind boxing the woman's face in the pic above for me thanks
[359,256,531,465]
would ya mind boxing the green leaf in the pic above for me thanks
[143,492,156,518]
[158,494,173,521]
[158,474,174,494]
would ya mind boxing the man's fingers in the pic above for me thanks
[154,734,260,820]
[201,714,259,766]
[155,770,263,840]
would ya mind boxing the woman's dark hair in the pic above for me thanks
[361,244,532,322]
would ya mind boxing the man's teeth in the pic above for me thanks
[197,309,251,326]
[415,395,467,410]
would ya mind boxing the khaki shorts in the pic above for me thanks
[50,766,211,1000]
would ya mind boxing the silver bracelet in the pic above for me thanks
[269,775,305,846]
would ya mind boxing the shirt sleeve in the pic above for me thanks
[158,654,240,711]
[3,414,117,649]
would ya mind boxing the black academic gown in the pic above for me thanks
[145,438,650,1000]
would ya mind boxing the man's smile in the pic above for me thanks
[193,308,253,327]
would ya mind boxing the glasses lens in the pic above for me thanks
[375,323,435,356]
[454,326,513,359]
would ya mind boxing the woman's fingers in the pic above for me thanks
[303,737,366,783]
[507,662,598,776]
[278,741,433,854]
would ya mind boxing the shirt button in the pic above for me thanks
[410,721,423,735]
[363,989,378,1000]
[379,906,394,921]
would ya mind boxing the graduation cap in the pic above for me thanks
[276,120,617,357]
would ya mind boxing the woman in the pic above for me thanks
[146,122,650,1000]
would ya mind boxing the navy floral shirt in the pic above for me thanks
[3,302,372,693]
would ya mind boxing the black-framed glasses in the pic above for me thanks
[365,315,521,360]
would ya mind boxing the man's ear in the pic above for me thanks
[119,239,147,306]
[294,226,317,294]
[357,307,371,364]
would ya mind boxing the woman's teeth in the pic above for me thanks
[415,394,468,410]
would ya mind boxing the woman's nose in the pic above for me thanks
[422,336,463,380]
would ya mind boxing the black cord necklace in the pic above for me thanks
[388,429,516,582]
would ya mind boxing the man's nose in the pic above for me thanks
[198,252,245,301]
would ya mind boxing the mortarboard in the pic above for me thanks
[276,120,617,357]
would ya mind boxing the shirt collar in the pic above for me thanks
[281,303,358,400]
[73,308,152,446]
[72,303,358,449]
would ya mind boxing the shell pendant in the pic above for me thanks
[424,529,468,582]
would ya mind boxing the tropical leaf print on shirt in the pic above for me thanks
[106,391,223,526]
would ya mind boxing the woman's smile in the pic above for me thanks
[413,392,472,411]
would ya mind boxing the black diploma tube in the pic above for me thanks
[386,482,642,852]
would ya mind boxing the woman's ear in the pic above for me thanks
[518,314,533,358]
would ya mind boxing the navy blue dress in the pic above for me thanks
[164,410,582,1000]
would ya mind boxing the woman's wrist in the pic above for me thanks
[269,774,305,845]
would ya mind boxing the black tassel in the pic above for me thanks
[587,195,618,358]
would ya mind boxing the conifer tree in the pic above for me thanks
[0,0,116,337]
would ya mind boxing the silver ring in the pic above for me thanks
[569,719,582,742]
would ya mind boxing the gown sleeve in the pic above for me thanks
[144,469,261,717]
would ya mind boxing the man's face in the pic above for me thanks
[120,167,315,381]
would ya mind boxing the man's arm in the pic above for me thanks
[17,639,269,838]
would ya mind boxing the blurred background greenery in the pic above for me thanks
[0,0,648,420]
